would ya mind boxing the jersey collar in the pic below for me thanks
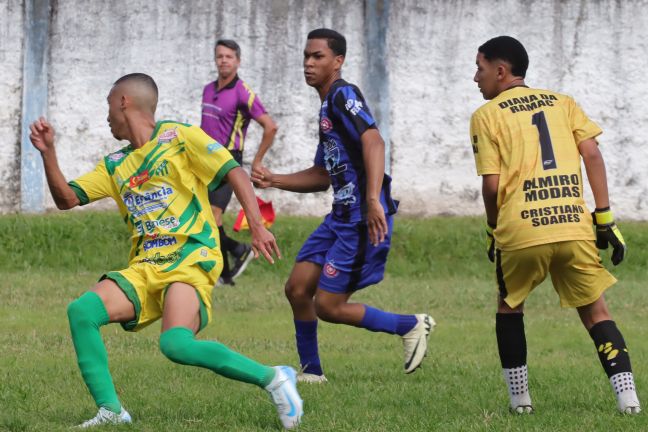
[325,78,348,98]
[214,74,239,94]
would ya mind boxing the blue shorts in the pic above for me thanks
[296,213,393,294]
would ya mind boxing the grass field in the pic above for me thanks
[1,211,648,431]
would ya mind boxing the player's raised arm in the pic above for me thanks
[251,165,330,193]
[226,166,282,263]
[29,117,80,210]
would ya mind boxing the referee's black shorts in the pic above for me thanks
[208,150,243,211]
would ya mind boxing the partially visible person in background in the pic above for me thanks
[201,39,278,285]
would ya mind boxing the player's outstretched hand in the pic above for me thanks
[29,117,55,153]
[485,222,496,263]
[367,199,387,246]
[251,165,274,189]
[250,225,282,264]
[592,208,626,265]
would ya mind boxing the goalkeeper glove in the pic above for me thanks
[592,207,626,265]
[485,221,496,263]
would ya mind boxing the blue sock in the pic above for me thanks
[294,320,323,375]
[360,305,417,336]
[396,315,418,336]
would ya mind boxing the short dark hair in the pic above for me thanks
[216,39,241,59]
[307,28,346,57]
[478,36,529,78]
[113,73,158,98]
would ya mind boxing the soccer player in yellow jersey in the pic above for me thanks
[28,73,302,429]
[471,36,640,414]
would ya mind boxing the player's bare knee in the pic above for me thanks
[284,280,308,302]
[314,299,341,323]
[498,298,523,314]
[579,310,612,330]
[577,296,612,330]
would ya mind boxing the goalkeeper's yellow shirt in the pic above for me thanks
[470,86,600,251]
[69,120,239,270]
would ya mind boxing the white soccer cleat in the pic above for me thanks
[503,365,533,415]
[402,314,435,374]
[611,372,641,415]
[76,407,132,428]
[266,366,304,429]
[297,372,328,384]
[620,405,641,415]
[510,405,534,414]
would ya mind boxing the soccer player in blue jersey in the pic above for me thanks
[252,28,435,383]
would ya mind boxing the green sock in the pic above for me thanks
[160,326,275,387]
[67,292,121,413]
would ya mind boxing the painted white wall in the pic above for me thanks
[0,0,24,213]
[3,0,648,219]
[45,0,367,215]
[389,0,648,218]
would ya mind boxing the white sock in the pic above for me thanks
[610,372,640,412]
[503,365,532,409]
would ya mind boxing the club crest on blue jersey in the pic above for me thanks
[320,117,333,133]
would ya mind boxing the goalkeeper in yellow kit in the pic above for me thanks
[471,36,639,414]
[28,73,302,429]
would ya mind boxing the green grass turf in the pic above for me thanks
[1,211,647,431]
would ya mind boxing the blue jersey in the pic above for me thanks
[315,79,398,223]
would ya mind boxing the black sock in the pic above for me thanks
[496,313,526,368]
[218,225,241,255]
[218,226,232,277]
[497,313,532,408]
[589,320,632,378]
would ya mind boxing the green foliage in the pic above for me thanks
[1,212,647,431]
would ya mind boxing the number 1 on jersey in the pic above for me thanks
[531,111,557,170]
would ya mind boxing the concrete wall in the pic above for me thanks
[0,0,23,213]
[4,0,648,218]
[388,0,648,217]
[44,0,369,215]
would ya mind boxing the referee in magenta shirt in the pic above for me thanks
[201,39,278,285]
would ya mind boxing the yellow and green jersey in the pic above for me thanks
[470,87,601,251]
[69,120,239,271]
